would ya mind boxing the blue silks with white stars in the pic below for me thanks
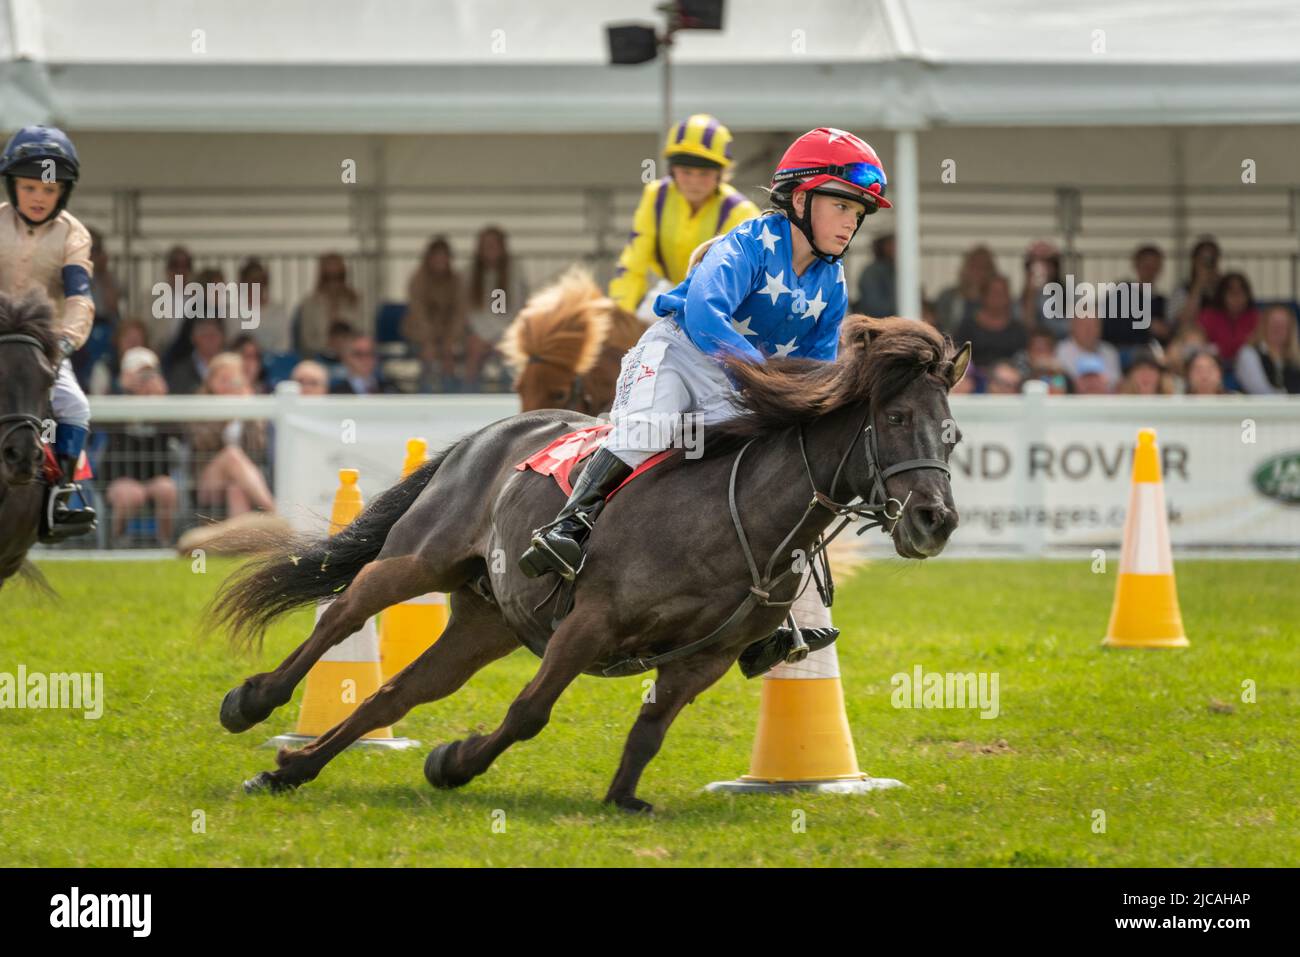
[652,212,848,365]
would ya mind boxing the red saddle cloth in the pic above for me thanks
[514,424,672,498]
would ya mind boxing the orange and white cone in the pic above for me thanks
[379,438,449,681]
[267,468,418,750]
[1103,428,1189,649]
[706,573,903,794]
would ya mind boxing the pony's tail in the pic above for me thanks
[206,444,454,651]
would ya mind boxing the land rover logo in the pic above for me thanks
[1253,451,1300,505]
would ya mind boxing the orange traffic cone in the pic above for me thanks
[267,469,418,750]
[379,438,449,681]
[707,583,903,794]
[1103,428,1189,648]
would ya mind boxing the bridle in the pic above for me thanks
[0,333,49,454]
[599,399,953,677]
[524,353,592,413]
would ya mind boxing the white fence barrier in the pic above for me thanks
[86,389,1300,554]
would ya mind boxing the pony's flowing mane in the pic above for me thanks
[683,315,959,461]
[499,266,619,376]
[0,289,60,361]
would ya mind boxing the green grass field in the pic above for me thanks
[1,558,1295,867]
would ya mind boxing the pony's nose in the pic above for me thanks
[913,502,957,540]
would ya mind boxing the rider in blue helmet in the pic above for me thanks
[0,125,98,541]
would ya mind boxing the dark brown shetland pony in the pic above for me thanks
[499,266,645,413]
[211,316,970,812]
[0,291,60,594]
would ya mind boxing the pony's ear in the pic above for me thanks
[844,316,874,354]
[948,341,972,388]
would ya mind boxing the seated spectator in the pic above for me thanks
[1235,304,1300,395]
[188,353,276,517]
[295,253,363,359]
[933,245,994,336]
[1018,240,1065,338]
[984,360,1024,395]
[166,316,226,395]
[1198,272,1259,364]
[230,333,270,394]
[1164,325,1210,389]
[1055,311,1121,391]
[100,347,181,544]
[1170,237,1220,334]
[163,266,229,376]
[1184,349,1234,396]
[239,258,293,355]
[152,244,194,356]
[1104,244,1171,354]
[1118,348,1173,396]
[854,233,895,317]
[88,317,150,395]
[404,236,468,391]
[465,226,529,391]
[1073,353,1114,395]
[954,276,1027,370]
[329,334,391,395]
[289,359,330,395]
[1017,329,1069,381]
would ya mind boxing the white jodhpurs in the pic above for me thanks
[51,358,90,428]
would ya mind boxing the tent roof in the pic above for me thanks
[3,0,1298,131]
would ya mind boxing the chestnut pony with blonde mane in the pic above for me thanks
[499,266,645,413]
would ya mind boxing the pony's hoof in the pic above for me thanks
[242,770,294,795]
[611,796,655,815]
[424,741,468,790]
[220,685,259,734]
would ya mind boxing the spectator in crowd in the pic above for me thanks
[984,359,1024,395]
[163,265,228,376]
[289,359,330,395]
[854,233,895,317]
[295,253,363,359]
[88,317,151,395]
[1018,328,1069,381]
[238,257,292,355]
[1073,353,1114,395]
[1164,324,1210,388]
[1170,237,1220,333]
[1019,240,1065,337]
[954,275,1027,369]
[1103,244,1171,355]
[71,226,126,389]
[189,353,275,517]
[230,333,269,394]
[933,244,995,336]
[465,226,529,391]
[1198,271,1258,364]
[1118,348,1173,396]
[1235,304,1300,395]
[319,319,357,372]
[1184,349,1233,396]
[404,236,467,391]
[100,347,180,544]
[167,316,226,395]
[153,244,194,355]
[329,334,390,395]
[1055,311,1121,391]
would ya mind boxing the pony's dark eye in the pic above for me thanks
[887,412,904,426]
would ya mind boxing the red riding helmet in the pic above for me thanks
[771,128,890,262]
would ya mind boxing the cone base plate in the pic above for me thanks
[263,733,421,751]
[705,776,905,795]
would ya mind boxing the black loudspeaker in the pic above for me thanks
[607,23,659,64]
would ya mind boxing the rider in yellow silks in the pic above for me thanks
[608,114,760,317]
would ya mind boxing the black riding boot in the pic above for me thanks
[38,454,97,544]
[518,447,633,581]
[737,624,840,679]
